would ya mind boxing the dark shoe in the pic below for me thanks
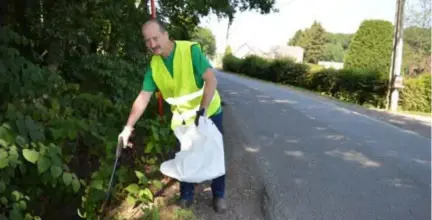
[212,197,227,213]
[177,198,193,209]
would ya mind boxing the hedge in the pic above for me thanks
[222,54,431,112]
[400,73,431,113]
[223,54,309,86]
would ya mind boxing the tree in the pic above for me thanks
[344,19,394,79]
[224,45,233,55]
[402,0,431,74]
[287,30,303,46]
[402,26,431,74]
[191,27,217,59]
[299,21,327,63]
[404,0,431,28]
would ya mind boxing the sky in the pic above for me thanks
[198,0,405,54]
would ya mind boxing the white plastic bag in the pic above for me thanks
[160,116,225,183]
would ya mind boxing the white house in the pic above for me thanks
[318,61,344,70]
[267,45,304,63]
[233,43,269,58]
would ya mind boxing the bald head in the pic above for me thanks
[142,18,167,33]
[141,19,171,56]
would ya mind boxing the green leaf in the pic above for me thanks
[126,194,136,206]
[62,172,72,186]
[140,188,153,201]
[9,207,23,220]
[37,156,51,174]
[90,179,103,190]
[0,149,7,159]
[15,136,27,147]
[135,170,145,179]
[50,166,62,179]
[72,176,80,192]
[0,125,13,143]
[0,197,7,205]
[22,149,40,164]
[29,130,44,142]
[0,181,5,193]
[68,129,77,140]
[19,200,26,210]
[125,183,139,194]
[0,139,6,147]
[11,191,21,201]
[16,116,28,139]
[145,142,154,153]
[151,180,163,191]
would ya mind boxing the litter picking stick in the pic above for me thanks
[101,137,124,212]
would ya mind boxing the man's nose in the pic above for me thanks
[149,40,156,48]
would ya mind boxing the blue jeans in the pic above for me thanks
[179,111,225,201]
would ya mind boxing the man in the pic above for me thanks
[118,19,227,213]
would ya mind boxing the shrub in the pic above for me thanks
[269,57,309,85]
[239,55,272,80]
[222,54,242,73]
[344,20,394,79]
[400,73,431,112]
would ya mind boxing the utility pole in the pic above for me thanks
[386,0,406,111]
[149,0,165,118]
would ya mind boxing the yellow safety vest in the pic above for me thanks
[150,40,221,130]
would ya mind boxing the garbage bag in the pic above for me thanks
[160,116,225,183]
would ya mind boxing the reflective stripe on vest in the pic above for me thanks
[171,93,216,122]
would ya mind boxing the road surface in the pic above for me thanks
[201,70,431,220]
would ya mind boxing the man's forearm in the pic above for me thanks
[126,91,152,128]
[200,77,217,111]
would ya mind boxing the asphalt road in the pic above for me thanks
[215,70,431,220]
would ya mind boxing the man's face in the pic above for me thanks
[142,22,169,55]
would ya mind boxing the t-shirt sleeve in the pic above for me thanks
[142,65,157,92]
[191,44,213,87]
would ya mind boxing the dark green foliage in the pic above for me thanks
[222,54,389,108]
[344,20,394,79]
[222,54,309,84]
[288,21,327,63]
[2,0,278,218]
[400,73,431,112]
[191,27,217,59]
[239,55,272,80]
[303,69,388,107]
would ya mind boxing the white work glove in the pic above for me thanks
[118,125,134,148]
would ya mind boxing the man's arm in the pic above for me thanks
[190,44,217,113]
[125,91,153,128]
[200,69,217,112]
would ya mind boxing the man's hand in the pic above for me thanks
[194,108,206,126]
[118,125,134,148]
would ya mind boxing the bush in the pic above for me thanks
[222,54,242,73]
[239,55,272,80]
[400,73,431,112]
[222,53,431,113]
[269,57,309,85]
[304,68,387,107]
[0,28,175,219]
[222,54,308,84]
[344,19,394,79]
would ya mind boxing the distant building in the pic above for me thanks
[233,43,270,58]
[267,45,304,63]
[317,61,344,70]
